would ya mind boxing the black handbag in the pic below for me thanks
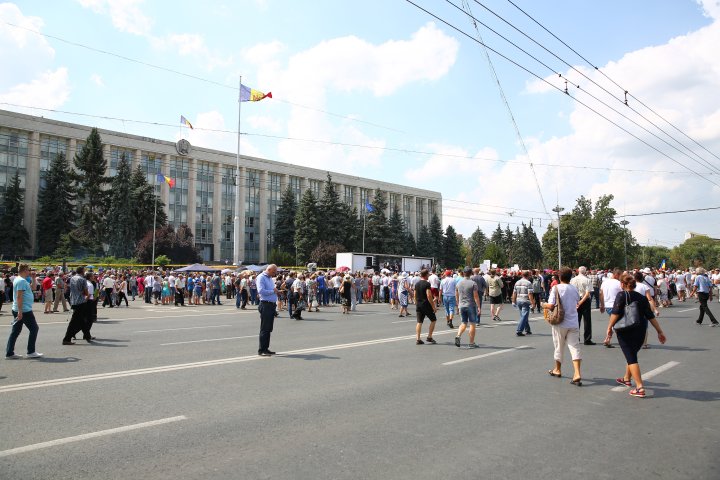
[613,292,641,332]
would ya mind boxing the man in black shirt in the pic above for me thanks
[414,269,438,345]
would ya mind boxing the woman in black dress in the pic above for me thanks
[605,274,666,398]
[340,275,353,314]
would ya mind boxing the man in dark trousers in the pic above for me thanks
[257,264,279,356]
[63,266,93,344]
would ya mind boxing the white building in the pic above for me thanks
[0,109,442,262]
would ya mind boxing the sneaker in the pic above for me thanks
[712,323,719,327]
[467,343,478,349]
[26,352,44,358]
[416,339,425,345]
[516,332,525,337]
[525,331,532,335]
[426,337,437,344]
[5,354,22,359]
[454,336,461,347]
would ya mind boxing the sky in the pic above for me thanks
[1,0,719,249]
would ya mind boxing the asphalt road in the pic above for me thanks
[1,296,718,479]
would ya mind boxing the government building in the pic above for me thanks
[0,109,442,263]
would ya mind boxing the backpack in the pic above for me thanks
[532,276,542,292]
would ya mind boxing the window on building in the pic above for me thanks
[344,185,354,206]
[195,161,214,247]
[168,157,189,227]
[39,135,69,190]
[289,176,301,203]
[109,147,134,177]
[267,173,281,254]
[0,128,29,216]
[309,178,322,199]
[416,198,425,237]
[245,169,260,263]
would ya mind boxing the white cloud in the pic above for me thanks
[416,13,720,244]
[0,68,71,111]
[76,0,153,36]
[247,115,283,133]
[698,0,720,19]
[405,144,499,182]
[248,22,459,172]
[90,73,104,87]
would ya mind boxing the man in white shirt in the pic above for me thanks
[371,274,381,303]
[175,274,186,306]
[429,271,440,306]
[599,268,623,348]
[440,270,457,329]
[144,273,153,303]
[102,275,116,308]
[570,266,594,345]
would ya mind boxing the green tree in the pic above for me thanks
[318,174,345,243]
[155,254,171,268]
[310,241,346,267]
[403,230,417,256]
[416,225,432,258]
[669,236,720,268]
[385,205,405,255]
[484,242,507,268]
[36,152,75,256]
[73,128,109,252]
[268,248,295,267]
[365,189,389,252]
[341,204,363,251]
[633,245,672,270]
[274,185,297,254]
[130,164,167,243]
[0,171,30,256]
[134,224,201,264]
[107,154,136,258]
[294,188,320,263]
[441,225,462,268]
[469,227,488,266]
[428,212,443,260]
[503,225,515,263]
[511,223,543,268]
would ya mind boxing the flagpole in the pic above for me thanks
[233,75,242,266]
[151,188,158,270]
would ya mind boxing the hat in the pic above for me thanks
[463,266,473,274]
[642,267,652,274]
[444,270,452,276]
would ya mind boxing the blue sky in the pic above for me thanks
[1,0,719,248]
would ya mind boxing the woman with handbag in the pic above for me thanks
[543,267,583,386]
[605,274,666,398]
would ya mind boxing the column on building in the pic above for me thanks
[134,149,142,169]
[409,195,417,237]
[353,186,361,211]
[186,156,197,240]
[258,170,269,262]
[68,138,77,165]
[211,162,222,262]
[26,131,40,252]
[237,165,247,263]
[281,173,289,194]
[424,198,430,227]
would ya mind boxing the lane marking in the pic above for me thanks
[610,361,680,392]
[0,331,455,393]
[160,335,256,346]
[677,308,696,313]
[136,325,232,333]
[17,311,245,326]
[391,319,416,324]
[0,416,187,458]
[442,345,531,366]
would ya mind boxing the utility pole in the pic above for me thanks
[552,205,564,269]
[620,219,629,270]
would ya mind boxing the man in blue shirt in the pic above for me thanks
[691,268,718,326]
[257,264,279,356]
[6,264,43,359]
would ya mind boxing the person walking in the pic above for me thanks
[571,266,595,345]
[63,266,93,345]
[512,270,535,337]
[454,266,481,348]
[42,271,55,314]
[257,264,279,356]
[544,267,583,386]
[414,269,438,345]
[340,274,353,314]
[102,274,115,308]
[605,274,667,398]
[440,270,457,329]
[487,270,504,322]
[174,274,186,307]
[600,269,623,348]
[691,268,718,326]
[5,264,43,359]
[116,275,129,307]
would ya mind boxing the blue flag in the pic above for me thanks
[365,200,374,213]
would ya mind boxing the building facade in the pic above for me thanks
[0,109,442,263]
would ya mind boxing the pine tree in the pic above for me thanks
[130,165,167,243]
[484,242,507,267]
[428,212,443,260]
[342,204,363,251]
[365,189,389,252]
[73,128,109,253]
[36,152,75,256]
[318,173,344,243]
[491,224,503,246]
[274,185,297,254]
[385,205,405,255]
[403,230,417,256]
[503,225,515,263]
[469,227,488,266]
[442,225,462,268]
[0,171,30,256]
[294,188,320,263]
[416,224,432,258]
[107,154,136,258]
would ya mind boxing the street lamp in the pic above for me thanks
[620,219,630,270]
[552,205,564,269]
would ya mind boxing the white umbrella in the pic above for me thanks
[221,268,233,274]
[381,268,391,274]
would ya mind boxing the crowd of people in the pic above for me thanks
[3,261,718,398]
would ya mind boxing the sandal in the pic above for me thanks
[548,370,561,377]
[616,378,632,387]
[629,387,646,398]
[570,378,583,387]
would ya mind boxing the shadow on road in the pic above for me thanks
[649,345,708,352]
[651,387,720,402]
[277,353,340,361]
[38,356,81,363]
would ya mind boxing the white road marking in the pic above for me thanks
[0,416,187,458]
[0,331,455,393]
[442,345,531,366]
[677,308,696,313]
[23,311,244,326]
[136,325,232,333]
[160,335,256,346]
[610,361,680,392]
[391,319,416,323]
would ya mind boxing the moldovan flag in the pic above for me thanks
[157,173,176,188]
[240,83,272,102]
[180,115,193,129]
